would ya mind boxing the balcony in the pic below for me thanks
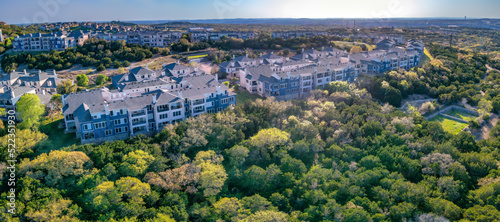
[170,105,182,110]
[131,110,146,117]
[192,99,205,106]
[132,119,147,126]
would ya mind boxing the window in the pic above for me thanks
[173,111,181,117]
[157,104,169,112]
[217,107,223,112]
[114,118,128,125]
[83,123,92,131]
[105,130,112,136]
[147,105,153,111]
[160,113,168,119]
[221,98,228,104]
[66,114,74,121]
[115,126,129,134]
[94,122,107,129]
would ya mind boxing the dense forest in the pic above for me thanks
[1,39,169,73]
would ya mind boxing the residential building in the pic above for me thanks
[0,70,61,111]
[0,29,3,42]
[13,31,89,52]
[62,62,236,144]
[227,40,423,100]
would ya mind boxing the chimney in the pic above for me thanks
[104,104,109,115]
[245,53,248,58]
[287,72,290,78]
[125,76,129,81]
[233,55,235,59]
[39,70,42,74]
[24,69,27,75]
[215,74,218,81]
[314,67,317,73]
[176,60,180,65]
[327,64,331,70]
[217,86,221,94]
[53,69,56,76]
[163,62,166,68]
[152,95,157,104]
[195,67,198,72]
[178,91,182,98]
[271,51,273,55]
[162,71,165,76]
[302,48,304,53]
[146,64,148,69]
[260,53,262,57]
[322,46,325,50]
[129,65,132,71]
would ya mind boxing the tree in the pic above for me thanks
[57,79,77,94]
[194,151,227,197]
[19,150,92,187]
[0,129,47,156]
[241,210,289,222]
[16,94,45,129]
[117,67,125,74]
[95,74,108,86]
[214,197,242,220]
[350,45,363,54]
[96,64,106,72]
[119,150,155,177]
[76,74,89,87]
[46,94,62,121]
[463,205,500,222]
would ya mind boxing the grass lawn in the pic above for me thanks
[424,47,435,61]
[444,109,477,122]
[39,116,79,150]
[430,115,468,135]
[235,90,264,106]
[188,54,208,60]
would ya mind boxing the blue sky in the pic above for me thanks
[1,0,499,24]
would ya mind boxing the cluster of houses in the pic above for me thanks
[0,69,61,111]
[61,62,236,144]
[12,31,90,52]
[39,22,138,32]
[220,39,424,100]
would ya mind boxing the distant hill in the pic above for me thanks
[125,18,500,29]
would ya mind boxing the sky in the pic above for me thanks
[1,0,500,24]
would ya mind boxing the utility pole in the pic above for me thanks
[449,33,453,47]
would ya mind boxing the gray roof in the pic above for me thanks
[117,79,168,91]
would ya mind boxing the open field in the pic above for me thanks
[429,115,468,135]
[39,116,79,150]
[333,41,376,51]
[234,89,264,106]
[424,47,434,60]
[444,109,477,122]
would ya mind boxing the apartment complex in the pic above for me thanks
[221,40,424,100]
[0,70,61,111]
[13,31,89,52]
[187,27,257,42]
[62,62,236,144]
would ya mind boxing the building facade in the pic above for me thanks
[224,40,424,100]
[62,62,236,144]
[13,31,89,52]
